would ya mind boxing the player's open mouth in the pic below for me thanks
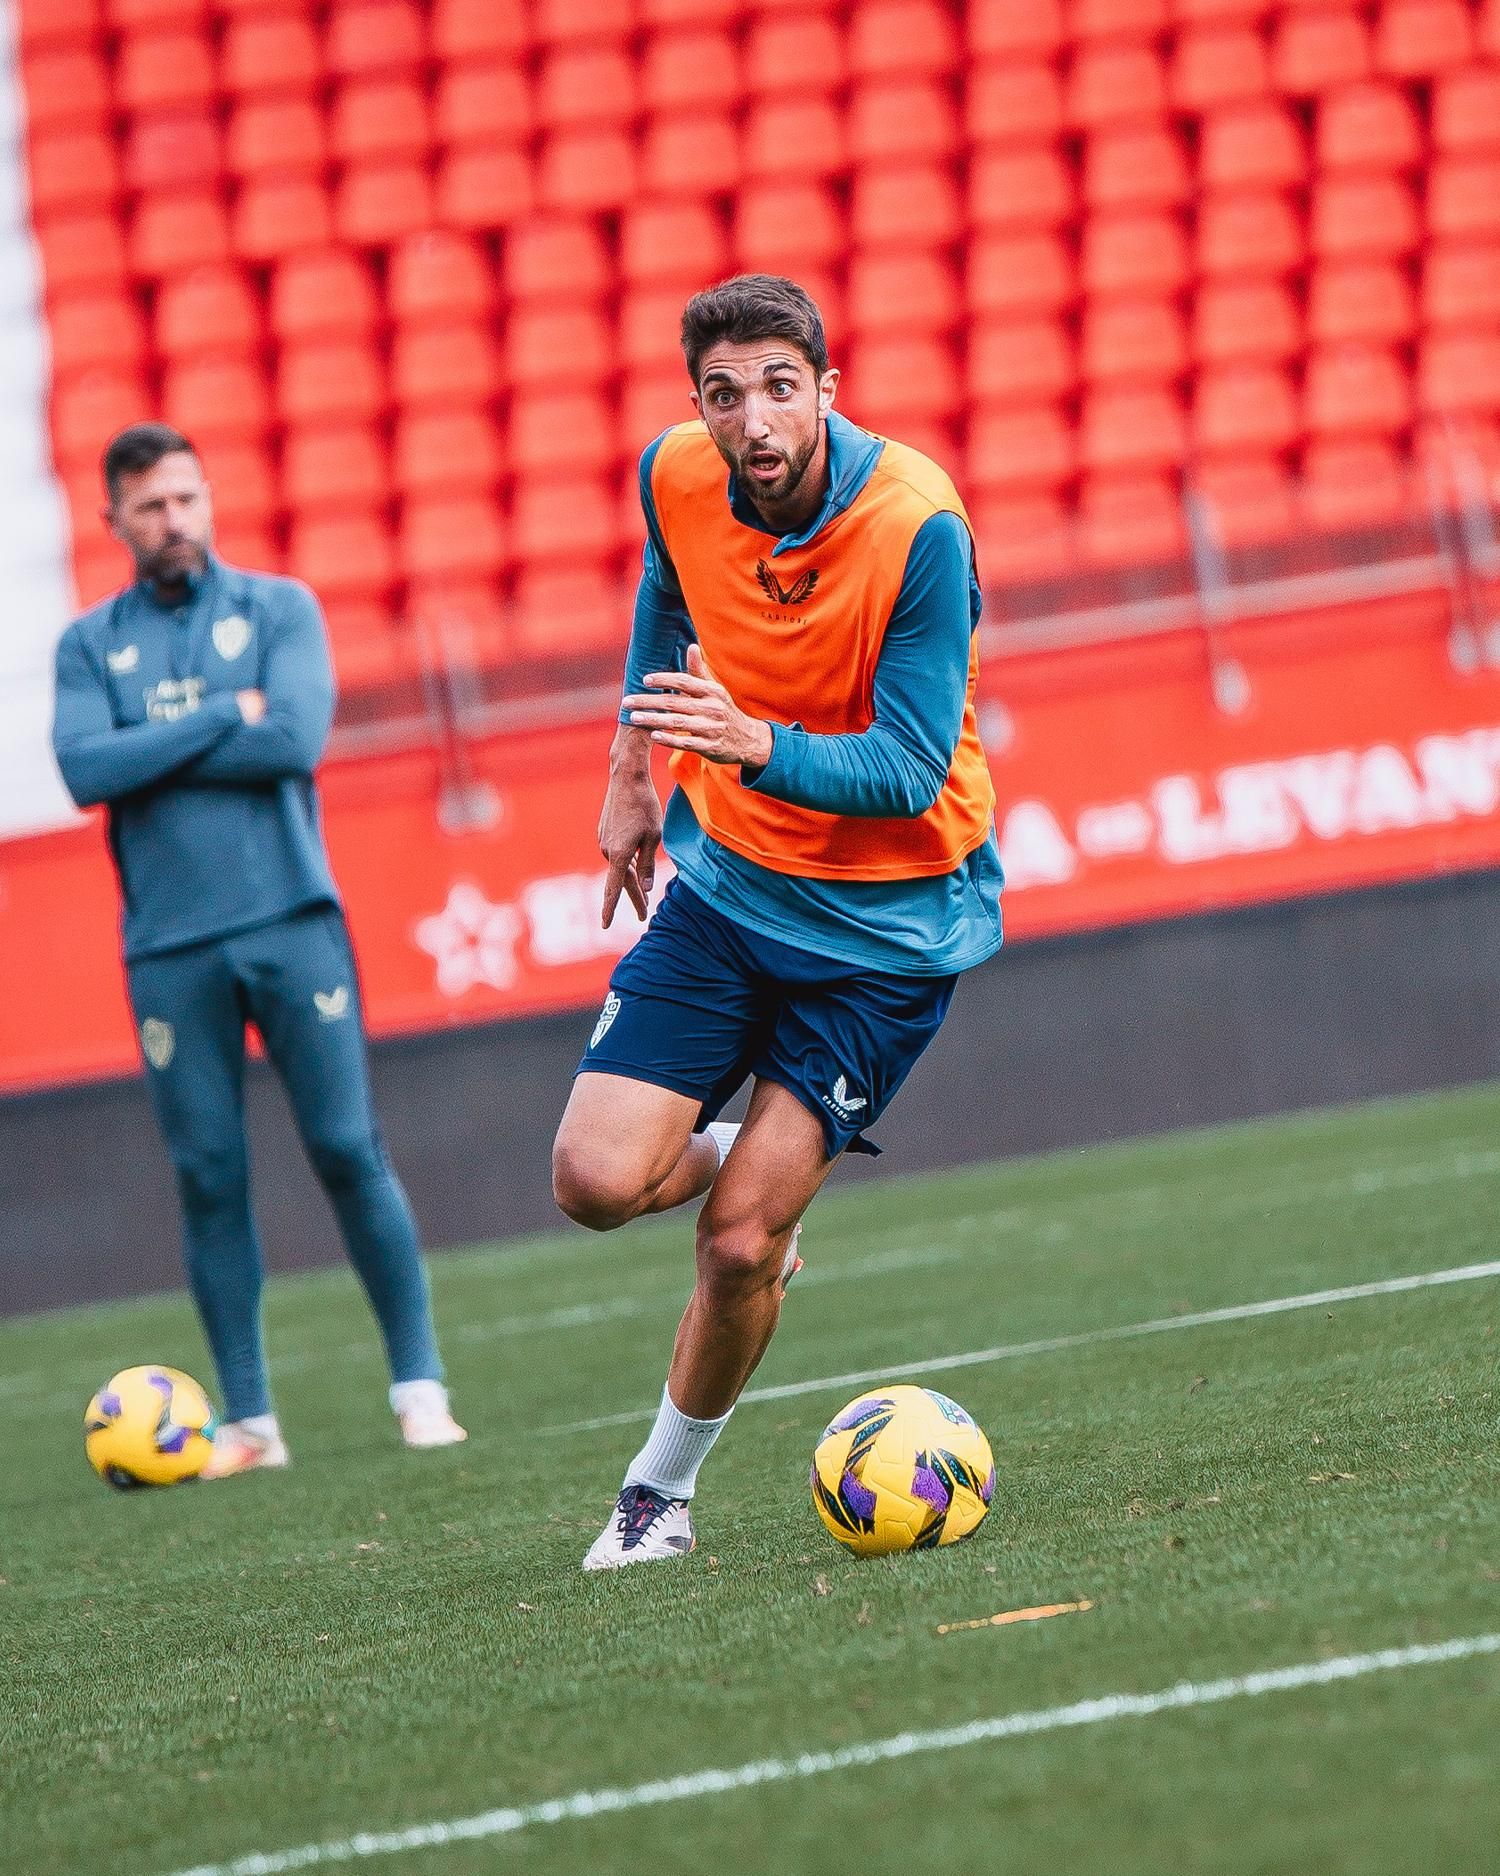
[746,452,783,480]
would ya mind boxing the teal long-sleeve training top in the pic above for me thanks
[51,556,340,962]
[622,412,1004,977]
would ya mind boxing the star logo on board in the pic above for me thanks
[414,884,524,998]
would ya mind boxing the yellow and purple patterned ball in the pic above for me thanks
[84,1365,217,1490]
[811,1384,995,1556]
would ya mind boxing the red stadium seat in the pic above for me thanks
[1433,69,1500,154]
[389,231,493,322]
[19,0,102,51]
[21,49,109,132]
[507,307,612,386]
[129,192,230,276]
[1304,345,1413,434]
[848,253,962,335]
[1375,1,1473,75]
[1079,387,1189,473]
[621,368,695,449]
[115,31,215,114]
[214,522,281,573]
[1199,105,1308,191]
[201,443,277,527]
[226,100,327,178]
[1066,44,1167,129]
[1317,83,1422,171]
[1082,213,1191,297]
[641,116,739,197]
[641,0,741,23]
[1429,160,1500,242]
[1078,475,1186,568]
[512,477,618,562]
[1193,364,1300,452]
[969,149,1074,230]
[391,324,503,407]
[1172,27,1271,112]
[1197,192,1303,277]
[642,30,739,112]
[400,498,506,582]
[221,13,321,95]
[509,390,619,474]
[323,606,409,692]
[54,370,151,466]
[736,182,843,268]
[437,149,534,229]
[36,213,128,294]
[744,16,845,94]
[970,0,1064,59]
[512,564,625,659]
[1071,0,1166,36]
[122,113,222,192]
[743,99,844,180]
[967,405,1074,492]
[1271,9,1371,95]
[393,412,504,495]
[1422,245,1500,327]
[968,232,1075,318]
[538,131,637,213]
[1308,262,1417,344]
[270,250,379,341]
[849,81,960,165]
[330,79,431,165]
[335,162,433,246]
[27,131,120,216]
[430,0,526,61]
[535,0,631,45]
[1301,440,1409,529]
[968,318,1074,401]
[849,1,958,77]
[233,179,333,260]
[49,290,148,376]
[156,266,262,358]
[505,218,611,300]
[1419,332,1500,411]
[1193,279,1301,364]
[537,49,636,128]
[1193,457,1296,549]
[970,492,1072,585]
[1081,299,1188,383]
[162,358,272,444]
[1311,175,1420,260]
[850,336,962,422]
[325,1,424,78]
[1083,129,1191,212]
[620,203,727,285]
[290,515,396,596]
[276,340,386,425]
[965,63,1063,146]
[434,65,531,149]
[283,426,388,512]
[852,165,962,246]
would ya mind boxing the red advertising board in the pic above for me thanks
[3,581,1498,1094]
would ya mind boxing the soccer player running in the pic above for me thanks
[553,277,1003,1569]
[50,423,465,1475]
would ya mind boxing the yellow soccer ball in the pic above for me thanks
[84,1365,217,1490]
[811,1384,995,1556]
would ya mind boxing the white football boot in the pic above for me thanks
[391,1379,468,1448]
[582,1485,696,1571]
[200,1416,290,1480]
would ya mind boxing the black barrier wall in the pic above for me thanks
[3,867,1497,1317]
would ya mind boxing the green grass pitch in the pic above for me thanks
[3,1083,1499,1876]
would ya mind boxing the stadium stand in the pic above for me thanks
[13,0,1500,693]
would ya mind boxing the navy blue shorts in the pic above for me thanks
[576,880,958,1158]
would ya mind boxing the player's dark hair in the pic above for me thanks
[102,422,198,500]
[680,274,830,383]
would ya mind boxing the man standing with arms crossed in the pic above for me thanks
[552,276,1003,1568]
[52,423,465,1475]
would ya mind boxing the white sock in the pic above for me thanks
[624,1387,732,1500]
[389,1379,449,1417]
[704,1120,740,1167]
[236,1412,280,1440]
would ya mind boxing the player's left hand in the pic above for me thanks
[623,644,775,768]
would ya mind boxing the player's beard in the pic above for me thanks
[137,534,209,591]
[738,428,820,510]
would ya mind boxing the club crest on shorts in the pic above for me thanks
[212,614,252,661]
[313,986,350,1022]
[590,991,621,1049]
[140,1018,175,1070]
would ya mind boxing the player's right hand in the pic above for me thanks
[599,743,662,927]
[236,689,266,724]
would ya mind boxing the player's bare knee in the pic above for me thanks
[551,1137,642,1231]
[695,1212,784,1296]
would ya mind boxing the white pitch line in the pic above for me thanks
[162,1632,1500,1876]
[548,1257,1500,1434]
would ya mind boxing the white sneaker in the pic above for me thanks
[390,1379,468,1449]
[582,1485,696,1571]
[200,1418,290,1480]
